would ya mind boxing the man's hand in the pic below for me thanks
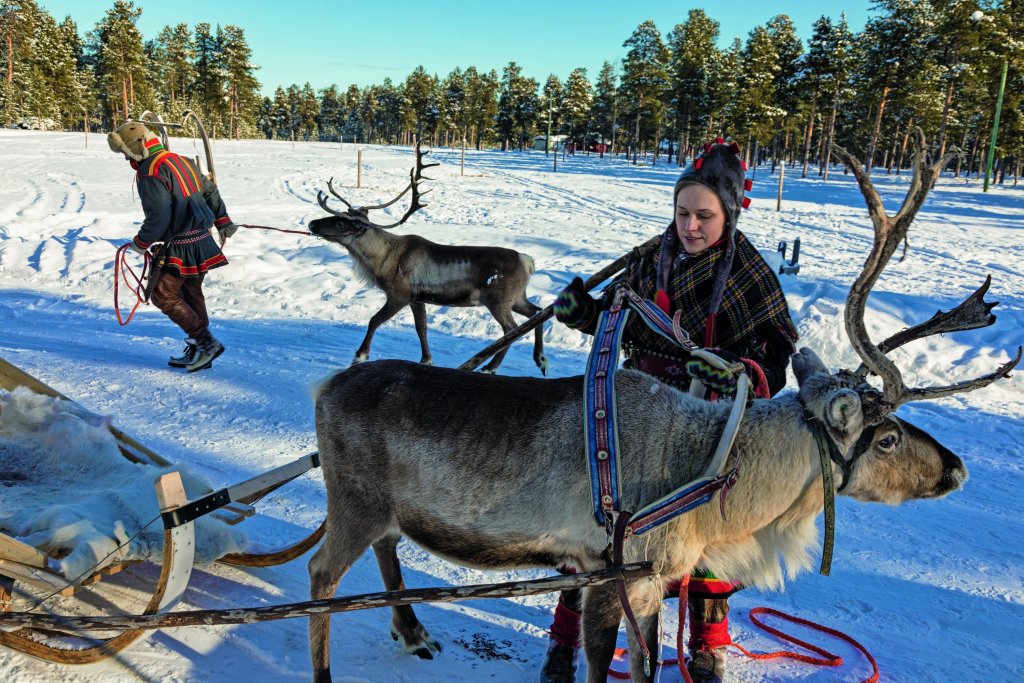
[128,240,146,256]
[553,277,597,330]
[217,222,238,242]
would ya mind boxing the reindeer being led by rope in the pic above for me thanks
[305,130,1019,683]
[308,144,547,375]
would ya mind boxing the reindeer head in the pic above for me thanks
[792,348,967,504]
[795,129,1020,504]
[309,143,438,246]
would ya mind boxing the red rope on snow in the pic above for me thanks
[608,583,879,683]
[113,243,150,326]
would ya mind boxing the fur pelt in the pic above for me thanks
[0,387,246,579]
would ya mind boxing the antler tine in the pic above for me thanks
[326,177,354,210]
[854,276,1000,380]
[892,128,958,234]
[371,141,435,229]
[317,190,349,218]
[890,346,1021,407]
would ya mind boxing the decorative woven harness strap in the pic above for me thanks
[583,284,748,679]
[584,285,745,531]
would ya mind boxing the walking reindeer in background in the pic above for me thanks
[306,130,1019,683]
[309,144,547,375]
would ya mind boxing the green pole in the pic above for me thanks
[983,59,1009,193]
[546,93,552,156]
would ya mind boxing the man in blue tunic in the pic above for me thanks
[108,121,237,372]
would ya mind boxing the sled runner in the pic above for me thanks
[0,355,324,663]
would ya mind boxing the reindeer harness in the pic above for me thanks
[583,285,750,674]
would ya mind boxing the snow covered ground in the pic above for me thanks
[0,129,1022,682]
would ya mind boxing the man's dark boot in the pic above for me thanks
[687,596,730,683]
[186,330,224,373]
[540,587,582,683]
[539,639,579,683]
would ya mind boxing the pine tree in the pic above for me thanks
[91,0,149,124]
[192,22,223,129]
[667,9,719,162]
[150,23,195,118]
[765,14,803,169]
[818,13,854,179]
[620,20,670,162]
[589,61,617,156]
[542,73,562,135]
[497,61,537,150]
[219,25,260,139]
[464,67,498,149]
[438,67,466,145]
[562,68,593,145]
[317,84,343,141]
[403,65,438,142]
[735,26,782,154]
[297,81,319,140]
[858,0,935,172]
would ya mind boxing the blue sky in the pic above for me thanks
[43,1,873,95]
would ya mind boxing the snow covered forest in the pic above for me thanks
[1,0,1023,179]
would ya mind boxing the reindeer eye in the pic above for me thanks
[878,434,898,449]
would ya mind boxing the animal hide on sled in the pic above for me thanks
[0,386,246,579]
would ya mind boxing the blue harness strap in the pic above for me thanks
[583,285,740,533]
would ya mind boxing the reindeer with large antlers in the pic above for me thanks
[306,131,1019,683]
[309,144,547,374]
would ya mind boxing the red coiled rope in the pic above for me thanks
[113,243,150,326]
[609,581,879,683]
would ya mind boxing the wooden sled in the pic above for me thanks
[137,109,217,182]
[0,356,325,663]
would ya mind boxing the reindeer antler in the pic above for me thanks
[372,143,439,228]
[834,128,1021,411]
[316,142,439,229]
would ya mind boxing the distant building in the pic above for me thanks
[533,134,567,151]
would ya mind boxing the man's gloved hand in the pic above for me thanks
[217,222,238,242]
[553,277,597,330]
[685,347,743,396]
[128,240,146,256]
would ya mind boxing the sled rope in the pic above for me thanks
[113,243,151,326]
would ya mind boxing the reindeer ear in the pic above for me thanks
[792,347,827,387]
[824,388,862,433]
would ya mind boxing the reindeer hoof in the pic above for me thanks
[351,354,368,366]
[391,625,442,659]
[420,358,433,366]
[537,354,549,376]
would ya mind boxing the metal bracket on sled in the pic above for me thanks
[775,237,801,275]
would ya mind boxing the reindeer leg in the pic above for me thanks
[513,298,547,375]
[308,518,378,683]
[480,306,518,374]
[354,297,406,364]
[372,533,441,659]
[409,302,433,365]
[582,582,623,683]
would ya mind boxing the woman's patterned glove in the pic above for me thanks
[553,277,597,330]
[685,348,742,396]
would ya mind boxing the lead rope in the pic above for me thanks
[610,585,879,683]
[113,244,150,326]
[237,223,312,236]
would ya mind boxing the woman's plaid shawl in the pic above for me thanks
[621,224,798,360]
